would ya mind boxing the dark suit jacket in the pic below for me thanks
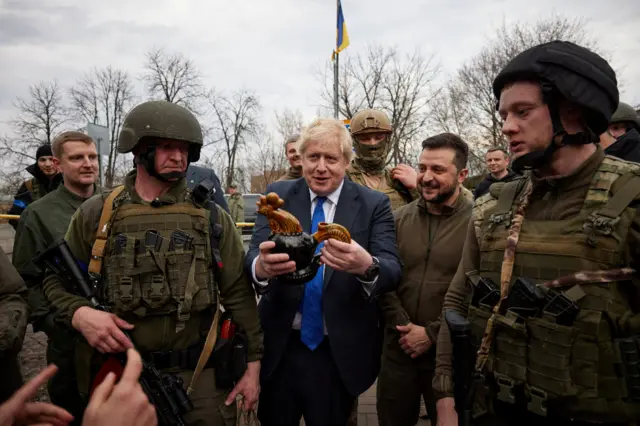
[186,165,229,213]
[244,177,402,396]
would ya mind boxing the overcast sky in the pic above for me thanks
[1,0,639,149]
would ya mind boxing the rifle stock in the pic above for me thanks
[35,239,193,426]
[444,309,473,426]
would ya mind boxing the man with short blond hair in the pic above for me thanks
[246,117,402,425]
[12,130,101,423]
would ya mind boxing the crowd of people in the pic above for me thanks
[0,38,639,426]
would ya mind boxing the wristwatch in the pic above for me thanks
[360,256,380,281]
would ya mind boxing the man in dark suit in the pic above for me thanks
[185,164,229,213]
[245,118,402,426]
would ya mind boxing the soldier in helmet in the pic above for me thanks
[42,100,263,425]
[599,101,640,162]
[434,41,640,426]
[347,109,419,211]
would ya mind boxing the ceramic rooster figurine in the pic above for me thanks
[256,192,351,285]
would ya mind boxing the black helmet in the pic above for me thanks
[493,40,618,171]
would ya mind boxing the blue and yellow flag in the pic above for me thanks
[332,0,350,60]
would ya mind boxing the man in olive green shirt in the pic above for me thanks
[227,183,244,223]
[13,130,101,423]
[377,134,473,426]
[42,100,262,426]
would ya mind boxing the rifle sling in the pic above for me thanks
[89,186,125,276]
[187,296,220,395]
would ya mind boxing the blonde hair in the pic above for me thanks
[52,131,96,158]
[298,118,353,163]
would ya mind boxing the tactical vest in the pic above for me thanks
[346,168,409,211]
[468,156,640,422]
[102,190,217,331]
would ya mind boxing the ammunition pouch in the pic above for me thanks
[614,336,640,402]
[527,317,578,406]
[211,312,248,390]
[467,305,491,351]
[492,313,528,402]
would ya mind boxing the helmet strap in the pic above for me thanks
[512,85,595,173]
[137,145,188,183]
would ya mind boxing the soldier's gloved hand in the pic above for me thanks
[436,397,458,426]
[0,364,74,426]
[72,307,134,353]
[255,241,296,280]
[391,164,418,190]
[83,349,157,426]
[396,323,432,358]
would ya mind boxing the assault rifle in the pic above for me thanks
[444,309,476,426]
[34,239,193,426]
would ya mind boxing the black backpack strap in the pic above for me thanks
[207,200,224,280]
[189,178,224,279]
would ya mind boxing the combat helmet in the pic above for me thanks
[610,102,640,131]
[119,100,203,181]
[350,109,393,135]
[493,40,618,172]
[350,109,393,172]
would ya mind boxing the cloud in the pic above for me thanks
[1,0,638,143]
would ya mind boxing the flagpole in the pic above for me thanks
[333,0,339,119]
[333,51,339,119]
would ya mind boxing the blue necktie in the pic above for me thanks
[301,196,326,350]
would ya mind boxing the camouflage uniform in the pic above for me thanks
[434,41,640,425]
[0,246,29,403]
[346,110,419,424]
[227,190,244,224]
[42,101,263,426]
[346,109,419,212]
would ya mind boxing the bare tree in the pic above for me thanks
[142,47,204,113]
[428,82,488,174]
[207,89,262,189]
[245,134,288,193]
[453,15,601,147]
[2,81,69,161]
[69,66,135,187]
[318,44,440,165]
[274,107,305,142]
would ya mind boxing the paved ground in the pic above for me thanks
[4,223,430,425]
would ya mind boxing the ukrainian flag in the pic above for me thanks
[332,0,350,60]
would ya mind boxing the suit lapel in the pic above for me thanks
[324,178,360,287]
[285,178,311,233]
